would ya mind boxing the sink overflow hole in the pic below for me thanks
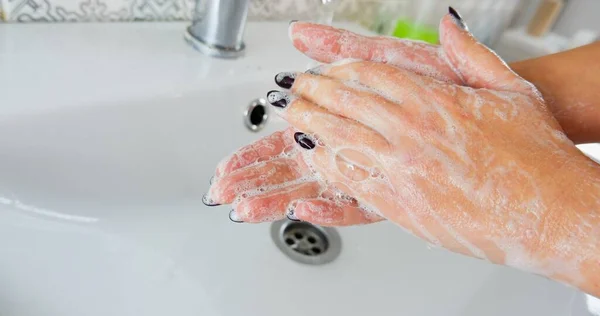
[244,98,269,132]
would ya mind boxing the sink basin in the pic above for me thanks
[0,22,595,316]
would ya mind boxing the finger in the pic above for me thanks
[266,91,390,153]
[313,60,457,107]
[232,181,321,223]
[278,64,460,141]
[439,8,537,96]
[294,198,384,227]
[288,21,461,83]
[215,128,296,177]
[307,60,478,142]
[287,71,408,136]
[232,179,384,226]
[207,158,302,205]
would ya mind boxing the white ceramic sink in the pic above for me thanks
[0,22,596,316]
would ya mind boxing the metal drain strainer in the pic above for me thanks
[271,220,341,265]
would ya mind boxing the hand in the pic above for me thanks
[206,10,535,225]
[268,12,600,296]
[290,17,600,144]
[205,127,383,226]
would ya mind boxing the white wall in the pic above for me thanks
[554,0,600,36]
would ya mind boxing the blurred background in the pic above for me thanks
[0,0,598,61]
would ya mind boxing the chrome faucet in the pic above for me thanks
[184,0,249,58]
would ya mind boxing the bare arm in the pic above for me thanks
[510,42,600,144]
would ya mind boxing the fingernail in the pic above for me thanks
[229,210,244,223]
[294,132,316,150]
[202,194,220,207]
[289,19,298,26]
[267,90,290,108]
[209,176,215,185]
[448,6,468,30]
[274,72,296,89]
[287,208,300,222]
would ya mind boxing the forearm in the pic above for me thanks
[509,42,600,144]
[568,162,600,297]
[538,156,600,297]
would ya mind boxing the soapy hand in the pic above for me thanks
[207,10,537,225]
[207,9,600,296]
[270,12,600,294]
[206,127,383,226]
[207,11,472,225]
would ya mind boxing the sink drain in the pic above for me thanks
[271,220,341,265]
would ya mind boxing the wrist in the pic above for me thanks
[536,156,600,296]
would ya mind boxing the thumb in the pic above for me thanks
[440,7,537,96]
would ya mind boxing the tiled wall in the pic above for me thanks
[0,0,367,22]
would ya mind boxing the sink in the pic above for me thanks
[0,22,595,316]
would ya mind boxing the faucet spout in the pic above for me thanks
[185,0,249,58]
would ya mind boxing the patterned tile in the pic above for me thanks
[2,0,192,21]
[0,0,363,22]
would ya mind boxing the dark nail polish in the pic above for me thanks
[202,194,220,207]
[274,72,296,89]
[448,6,467,30]
[267,90,289,108]
[289,20,298,26]
[287,209,300,222]
[229,210,244,223]
[294,132,315,150]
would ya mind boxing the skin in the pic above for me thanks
[289,19,600,144]
[207,13,600,296]
[210,17,600,224]
[511,45,600,144]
